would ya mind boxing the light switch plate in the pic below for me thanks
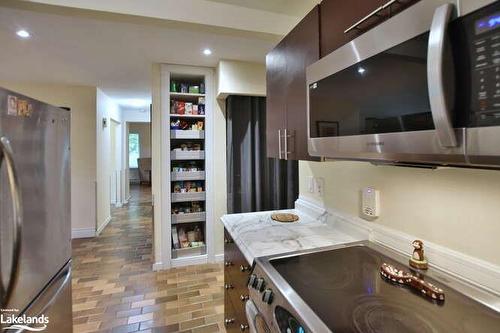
[314,177,325,197]
[361,187,380,220]
[307,176,314,193]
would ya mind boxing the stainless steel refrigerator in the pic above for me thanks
[0,87,72,332]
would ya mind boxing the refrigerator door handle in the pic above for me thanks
[0,136,23,308]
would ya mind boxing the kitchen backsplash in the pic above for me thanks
[299,161,500,266]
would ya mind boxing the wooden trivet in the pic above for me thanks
[271,213,299,223]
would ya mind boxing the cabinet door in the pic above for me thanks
[320,0,387,57]
[285,5,320,161]
[320,0,420,58]
[266,39,287,159]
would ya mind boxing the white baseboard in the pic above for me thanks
[215,253,224,263]
[72,228,95,239]
[171,254,208,267]
[152,262,164,271]
[124,195,131,204]
[296,195,500,296]
[96,215,112,236]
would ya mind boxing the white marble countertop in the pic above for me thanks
[221,208,362,264]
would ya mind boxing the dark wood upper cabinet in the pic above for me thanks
[285,6,320,161]
[319,0,386,57]
[320,0,420,57]
[266,5,320,161]
[265,38,287,159]
[266,1,419,160]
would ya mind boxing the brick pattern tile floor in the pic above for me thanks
[71,185,225,333]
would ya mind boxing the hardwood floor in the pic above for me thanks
[72,185,225,333]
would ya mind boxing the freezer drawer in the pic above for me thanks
[5,261,72,332]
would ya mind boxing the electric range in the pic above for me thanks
[247,241,500,333]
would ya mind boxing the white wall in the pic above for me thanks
[300,161,500,266]
[121,109,151,200]
[213,98,227,256]
[128,122,151,182]
[216,60,266,98]
[212,60,267,255]
[96,88,121,233]
[0,81,97,237]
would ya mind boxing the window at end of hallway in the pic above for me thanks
[129,133,140,168]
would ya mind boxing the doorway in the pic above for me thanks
[126,121,152,202]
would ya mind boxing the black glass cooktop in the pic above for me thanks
[271,245,500,333]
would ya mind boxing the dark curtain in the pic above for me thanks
[226,95,298,214]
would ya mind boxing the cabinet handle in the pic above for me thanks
[240,324,249,331]
[284,129,288,160]
[225,261,233,267]
[283,129,294,160]
[240,265,250,272]
[224,284,234,289]
[225,318,235,325]
[240,294,249,301]
[344,0,399,34]
[278,129,283,159]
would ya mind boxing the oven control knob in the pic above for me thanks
[256,278,266,292]
[248,274,257,288]
[262,289,274,304]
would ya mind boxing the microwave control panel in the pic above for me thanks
[470,8,500,126]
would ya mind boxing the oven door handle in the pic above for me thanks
[427,3,457,148]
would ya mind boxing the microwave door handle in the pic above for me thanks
[0,137,23,308]
[427,3,457,148]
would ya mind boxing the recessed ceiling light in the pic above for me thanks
[16,30,31,39]
[203,48,212,56]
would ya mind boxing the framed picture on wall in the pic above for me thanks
[316,121,339,137]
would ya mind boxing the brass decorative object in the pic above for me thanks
[409,239,429,270]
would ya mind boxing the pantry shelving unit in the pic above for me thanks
[160,64,214,268]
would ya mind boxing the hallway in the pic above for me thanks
[71,185,225,333]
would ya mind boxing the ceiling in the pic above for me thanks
[207,0,319,17]
[0,0,316,106]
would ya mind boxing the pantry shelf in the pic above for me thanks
[170,130,205,139]
[171,212,206,224]
[171,171,205,181]
[171,191,206,203]
[170,150,205,160]
[162,64,213,268]
[170,114,205,118]
[171,245,207,259]
[170,92,205,98]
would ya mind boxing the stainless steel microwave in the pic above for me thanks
[307,0,500,168]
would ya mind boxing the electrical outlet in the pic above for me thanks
[314,177,325,197]
[307,176,314,193]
